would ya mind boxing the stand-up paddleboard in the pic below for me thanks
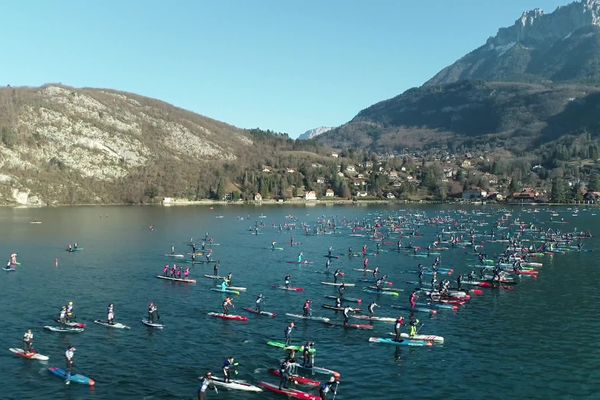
[286,261,314,265]
[209,376,263,392]
[156,275,196,283]
[258,382,320,400]
[326,321,373,330]
[268,368,320,387]
[285,313,330,323]
[207,312,249,321]
[54,320,86,328]
[243,307,277,318]
[164,253,185,258]
[273,285,304,292]
[204,274,225,280]
[222,285,247,292]
[94,320,131,329]
[141,319,164,329]
[324,295,362,303]
[320,282,355,287]
[368,337,432,347]
[9,348,49,361]
[210,288,240,295]
[387,332,445,344]
[44,326,84,333]
[48,367,95,385]
[351,315,396,323]
[266,341,316,353]
[296,364,341,380]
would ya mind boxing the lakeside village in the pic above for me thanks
[163,146,600,206]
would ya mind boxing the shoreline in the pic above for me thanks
[1,198,597,208]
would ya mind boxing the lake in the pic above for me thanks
[0,204,598,399]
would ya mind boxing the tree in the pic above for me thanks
[550,178,567,203]
[588,174,600,192]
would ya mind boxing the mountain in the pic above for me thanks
[426,0,600,86]
[316,0,600,153]
[297,126,333,140]
[0,85,332,205]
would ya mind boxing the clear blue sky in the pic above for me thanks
[1,0,571,137]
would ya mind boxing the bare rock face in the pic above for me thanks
[426,0,600,86]
[0,84,252,205]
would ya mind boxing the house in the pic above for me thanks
[254,193,263,202]
[286,168,296,173]
[356,191,368,197]
[461,160,472,168]
[487,192,504,202]
[345,165,356,173]
[316,177,325,184]
[337,172,344,177]
[262,166,272,173]
[584,191,600,203]
[389,170,399,178]
[386,192,396,199]
[325,189,335,197]
[305,191,317,201]
[331,153,339,158]
[463,188,487,200]
[511,189,538,202]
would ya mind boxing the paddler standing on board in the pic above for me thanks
[59,306,68,327]
[302,341,315,367]
[303,299,313,317]
[284,322,295,345]
[278,359,291,390]
[148,302,158,323]
[197,371,216,400]
[409,315,420,337]
[297,252,304,263]
[213,261,220,277]
[222,356,237,383]
[272,241,277,250]
[23,329,34,353]
[222,297,234,315]
[342,306,353,326]
[409,290,418,309]
[107,303,115,325]
[284,274,291,289]
[64,346,75,384]
[394,316,406,342]
[255,293,264,313]
[319,376,337,399]
[333,269,342,284]
[337,282,346,296]
[367,301,379,316]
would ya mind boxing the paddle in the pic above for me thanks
[332,381,340,400]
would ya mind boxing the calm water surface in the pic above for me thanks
[0,204,598,399]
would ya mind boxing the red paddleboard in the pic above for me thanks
[207,312,248,321]
[259,382,320,400]
[273,285,304,292]
[268,369,320,387]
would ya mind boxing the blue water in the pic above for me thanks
[1,205,598,399]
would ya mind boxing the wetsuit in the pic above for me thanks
[23,330,33,353]
[222,358,235,383]
[278,360,291,390]
[394,317,405,341]
[64,348,75,383]
[343,307,351,325]
[319,380,336,399]
[255,295,264,312]
[284,324,294,345]
[284,275,291,289]
[197,376,214,400]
